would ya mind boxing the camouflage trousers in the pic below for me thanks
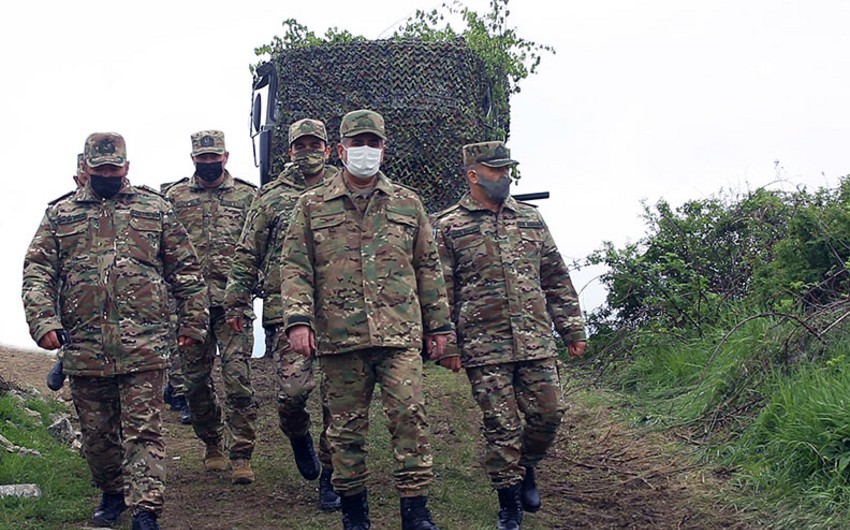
[320,347,433,497]
[165,346,186,397]
[270,326,332,467]
[466,357,565,489]
[182,306,257,460]
[69,369,166,514]
[262,324,276,358]
[165,306,185,396]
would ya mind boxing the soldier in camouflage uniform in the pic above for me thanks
[432,141,587,530]
[74,151,88,187]
[22,132,209,530]
[159,178,191,426]
[224,118,341,510]
[46,152,90,392]
[280,109,451,530]
[162,130,259,485]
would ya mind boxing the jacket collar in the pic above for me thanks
[324,171,393,201]
[189,170,234,190]
[77,178,134,202]
[458,192,519,213]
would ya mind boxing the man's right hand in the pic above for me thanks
[38,330,62,350]
[439,356,462,372]
[227,316,244,333]
[288,325,316,358]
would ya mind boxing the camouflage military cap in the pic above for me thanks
[462,141,518,168]
[289,118,328,145]
[84,132,128,168]
[339,109,386,140]
[191,130,226,156]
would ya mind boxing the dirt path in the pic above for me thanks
[1,346,759,529]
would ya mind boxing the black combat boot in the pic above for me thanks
[174,397,191,425]
[497,485,523,530]
[163,382,175,408]
[46,360,65,391]
[90,491,127,527]
[290,434,320,480]
[319,467,341,511]
[340,489,371,530]
[131,510,160,530]
[520,466,541,512]
[400,496,441,530]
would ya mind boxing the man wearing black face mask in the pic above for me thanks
[23,132,209,530]
[432,141,587,530]
[162,130,259,486]
[44,152,90,393]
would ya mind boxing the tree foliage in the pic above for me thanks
[588,177,850,343]
[252,0,554,140]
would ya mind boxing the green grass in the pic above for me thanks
[0,394,95,530]
[719,360,850,529]
[156,361,556,530]
[597,313,850,529]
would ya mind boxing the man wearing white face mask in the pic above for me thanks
[280,109,452,530]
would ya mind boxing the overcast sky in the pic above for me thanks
[3,0,850,352]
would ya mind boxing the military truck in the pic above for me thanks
[248,38,546,212]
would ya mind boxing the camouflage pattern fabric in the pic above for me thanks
[279,170,451,496]
[190,130,226,156]
[164,301,186,397]
[22,181,209,376]
[339,109,386,139]
[279,170,452,353]
[433,193,586,367]
[181,307,257,459]
[434,191,583,488]
[266,40,505,212]
[466,358,565,489]
[320,347,433,496]
[85,132,128,168]
[164,171,257,307]
[224,165,341,327]
[288,118,328,144]
[70,369,167,514]
[157,183,187,397]
[270,327,332,467]
[166,351,186,397]
[163,174,258,460]
[461,140,518,168]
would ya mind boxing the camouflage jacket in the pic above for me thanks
[223,165,340,326]
[280,171,452,355]
[163,171,257,308]
[434,193,586,367]
[21,181,209,376]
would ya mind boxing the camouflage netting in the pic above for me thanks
[269,38,510,212]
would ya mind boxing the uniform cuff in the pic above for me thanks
[284,315,313,334]
[426,323,453,334]
[178,327,206,343]
[32,318,62,345]
[564,331,587,343]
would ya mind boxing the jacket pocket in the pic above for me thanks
[55,214,89,258]
[128,210,162,265]
[310,212,346,264]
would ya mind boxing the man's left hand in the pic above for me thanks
[568,341,587,359]
[178,335,197,348]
